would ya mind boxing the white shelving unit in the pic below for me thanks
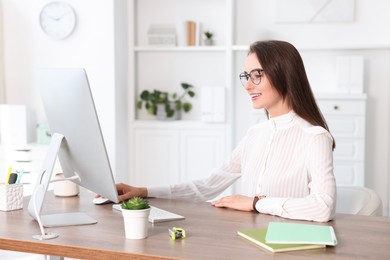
[128,0,367,189]
[128,0,234,187]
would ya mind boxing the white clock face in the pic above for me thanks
[39,1,76,39]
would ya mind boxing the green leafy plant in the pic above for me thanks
[136,82,196,118]
[121,197,150,210]
[204,31,213,39]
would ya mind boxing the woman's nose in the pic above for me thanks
[245,80,253,91]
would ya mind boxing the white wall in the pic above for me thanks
[235,0,390,47]
[0,0,128,181]
[0,3,4,103]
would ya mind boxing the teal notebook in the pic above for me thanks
[237,228,325,253]
[265,222,338,246]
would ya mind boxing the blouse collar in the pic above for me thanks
[268,110,297,130]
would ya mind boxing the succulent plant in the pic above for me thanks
[204,31,213,39]
[121,197,150,210]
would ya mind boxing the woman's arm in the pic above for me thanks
[147,136,246,201]
[255,133,336,222]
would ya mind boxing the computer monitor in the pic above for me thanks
[28,68,119,228]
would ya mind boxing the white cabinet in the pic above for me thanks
[0,144,64,196]
[317,94,367,186]
[0,144,48,196]
[133,127,180,186]
[130,121,228,186]
[179,129,227,181]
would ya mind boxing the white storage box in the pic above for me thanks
[148,24,176,46]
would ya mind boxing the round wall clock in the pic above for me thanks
[39,1,77,40]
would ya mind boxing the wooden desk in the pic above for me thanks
[0,189,389,259]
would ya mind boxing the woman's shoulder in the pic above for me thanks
[295,116,332,139]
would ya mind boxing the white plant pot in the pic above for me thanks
[122,207,151,239]
[203,38,213,46]
[156,103,181,120]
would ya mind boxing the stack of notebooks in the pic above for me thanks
[237,222,337,253]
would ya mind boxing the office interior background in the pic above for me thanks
[0,0,389,216]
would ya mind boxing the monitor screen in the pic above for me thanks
[28,68,119,228]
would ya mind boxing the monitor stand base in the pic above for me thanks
[41,212,97,227]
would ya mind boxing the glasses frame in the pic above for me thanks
[239,69,264,87]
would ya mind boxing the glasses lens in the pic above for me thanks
[250,70,262,85]
[239,73,248,87]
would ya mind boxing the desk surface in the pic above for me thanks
[1,189,390,259]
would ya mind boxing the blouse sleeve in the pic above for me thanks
[255,132,336,222]
[147,136,245,202]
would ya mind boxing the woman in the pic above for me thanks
[117,40,336,222]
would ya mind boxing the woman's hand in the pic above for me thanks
[116,183,148,202]
[211,195,254,212]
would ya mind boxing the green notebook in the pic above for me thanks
[237,228,325,253]
[265,222,338,246]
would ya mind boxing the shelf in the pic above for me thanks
[134,46,227,52]
[233,44,390,52]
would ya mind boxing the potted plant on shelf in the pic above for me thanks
[121,197,151,239]
[136,82,196,120]
[204,31,213,46]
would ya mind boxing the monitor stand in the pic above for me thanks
[41,212,97,227]
[28,133,97,228]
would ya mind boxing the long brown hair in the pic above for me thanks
[249,40,335,150]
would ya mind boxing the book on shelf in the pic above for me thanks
[237,228,325,253]
[186,21,196,46]
[265,222,338,246]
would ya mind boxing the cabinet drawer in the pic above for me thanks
[133,128,180,186]
[333,139,364,160]
[11,149,32,161]
[325,116,365,138]
[334,162,364,186]
[318,100,365,115]
[19,172,35,184]
[12,161,34,173]
[180,129,227,182]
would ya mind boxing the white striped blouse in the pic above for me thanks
[148,111,337,222]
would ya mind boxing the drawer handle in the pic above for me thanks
[333,105,339,110]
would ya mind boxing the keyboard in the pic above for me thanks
[112,204,185,223]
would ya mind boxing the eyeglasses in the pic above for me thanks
[239,69,264,87]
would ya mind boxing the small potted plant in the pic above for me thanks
[121,197,151,239]
[136,82,195,120]
[204,31,213,46]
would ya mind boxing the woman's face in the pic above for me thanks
[243,53,290,117]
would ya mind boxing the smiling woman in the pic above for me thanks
[116,40,337,223]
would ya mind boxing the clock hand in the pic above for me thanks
[57,10,72,20]
[45,9,72,21]
[46,14,61,21]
